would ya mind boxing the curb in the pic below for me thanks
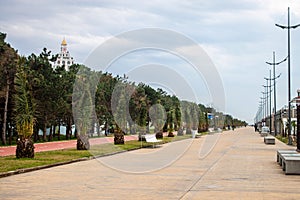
[0,157,91,178]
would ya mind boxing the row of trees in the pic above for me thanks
[0,32,247,157]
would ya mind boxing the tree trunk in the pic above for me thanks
[48,126,53,141]
[43,116,47,141]
[114,132,124,144]
[52,125,56,138]
[43,123,47,141]
[146,121,150,133]
[97,123,101,137]
[177,127,183,136]
[8,124,12,145]
[155,131,163,139]
[66,117,71,140]
[16,137,35,158]
[77,135,90,150]
[74,128,78,139]
[104,121,108,136]
[58,122,61,140]
[33,126,39,142]
[1,80,9,145]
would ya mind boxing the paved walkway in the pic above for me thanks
[1,127,300,199]
[0,135,138,156]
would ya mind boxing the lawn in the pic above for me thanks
[0,135,191,174]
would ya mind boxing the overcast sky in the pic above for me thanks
[1,0,300,123]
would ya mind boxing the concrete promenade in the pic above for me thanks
[1,127,299,199]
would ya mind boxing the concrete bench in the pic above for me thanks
[195,133,201,138]
[144,134,162,148]
[264,136,275,144]
[260,132,268,137]
[277,150,297,165]
[282,156,300,175]
[280,153,300,166]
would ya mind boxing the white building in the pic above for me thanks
[53,38,74,71]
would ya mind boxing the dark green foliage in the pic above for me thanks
[0,32,18,145]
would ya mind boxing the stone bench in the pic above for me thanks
[144,134,162,148]
[282,156,300,175]
[277,150,297,166]
[260,132,268,137]
[280,153,300,166]
[195,133,202,138]
[264,136,275,144]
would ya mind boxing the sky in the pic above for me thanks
[1,0,300,124]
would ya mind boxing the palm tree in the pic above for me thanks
[149,101,166,139]
[14,57,36,158]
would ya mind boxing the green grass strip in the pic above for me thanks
[0,135,191,174]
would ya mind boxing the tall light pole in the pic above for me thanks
[261,88,269,126]
[264,70,272,134]
[259,97,266,125]
[276,7,300,145]
[266,52,286,136]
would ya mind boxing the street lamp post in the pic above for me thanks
[266,52,286,136]
[262,88,270,127]
[264,72,282,136]
[276,7,300,145]
[264,70,273,134]
[291,89,300,151]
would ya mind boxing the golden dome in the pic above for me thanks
[61,38,67,46]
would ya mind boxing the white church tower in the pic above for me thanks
[53,38,74,71]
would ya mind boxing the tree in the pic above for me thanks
[149,100,166,138]
[198,104,208,132]
[73,66,98,150]
[181,101,192,134]
[167,109,175,137]
[95,72,119,135]
[0,32,18,145]
[130,84,148,140]
[61,64,79,139]
[111,83,128,144]
[14,57,36,158]
[26,48,57,142]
